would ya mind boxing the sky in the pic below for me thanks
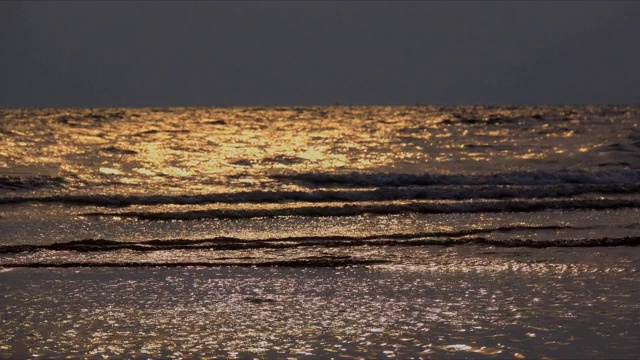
[2,1,639,107]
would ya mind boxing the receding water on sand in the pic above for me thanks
[2,258,639,359]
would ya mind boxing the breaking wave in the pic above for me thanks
[272,169,640,188]
[0,224,589,254]
[2,183,640,206]
[84,198,640,220]
[2,231,639,268]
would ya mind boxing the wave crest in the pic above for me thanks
[272,169,640,188]
[0,175,65,191]
[83,198,640,221]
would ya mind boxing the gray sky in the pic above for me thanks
[2,1,639,107]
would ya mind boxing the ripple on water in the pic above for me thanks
[1,262,639,358]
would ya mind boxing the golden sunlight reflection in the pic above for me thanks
[0,106,629,195]
[99,167,123,176]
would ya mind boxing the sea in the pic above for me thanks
[1,105,639,358]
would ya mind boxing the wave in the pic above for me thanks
[0,225,634,255]
[83,198,640,221]
[0,175,65,191]
[2,235,639,269]
[272,169,640,188]
[100,146,138,155]
[0,257,387,268]
[2,183,640,206]
[593,140,640,167]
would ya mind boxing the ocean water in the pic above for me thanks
[1,105,639,358]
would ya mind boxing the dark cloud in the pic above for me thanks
[2,1,639,107]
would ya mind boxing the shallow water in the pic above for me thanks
[1,105,640,357]
[2,261,639,359]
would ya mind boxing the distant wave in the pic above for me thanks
[2,183,640,206]
[272,169,640,188]
[0,175,65,191]
[593,140,640,168]
[83,198,640,220]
